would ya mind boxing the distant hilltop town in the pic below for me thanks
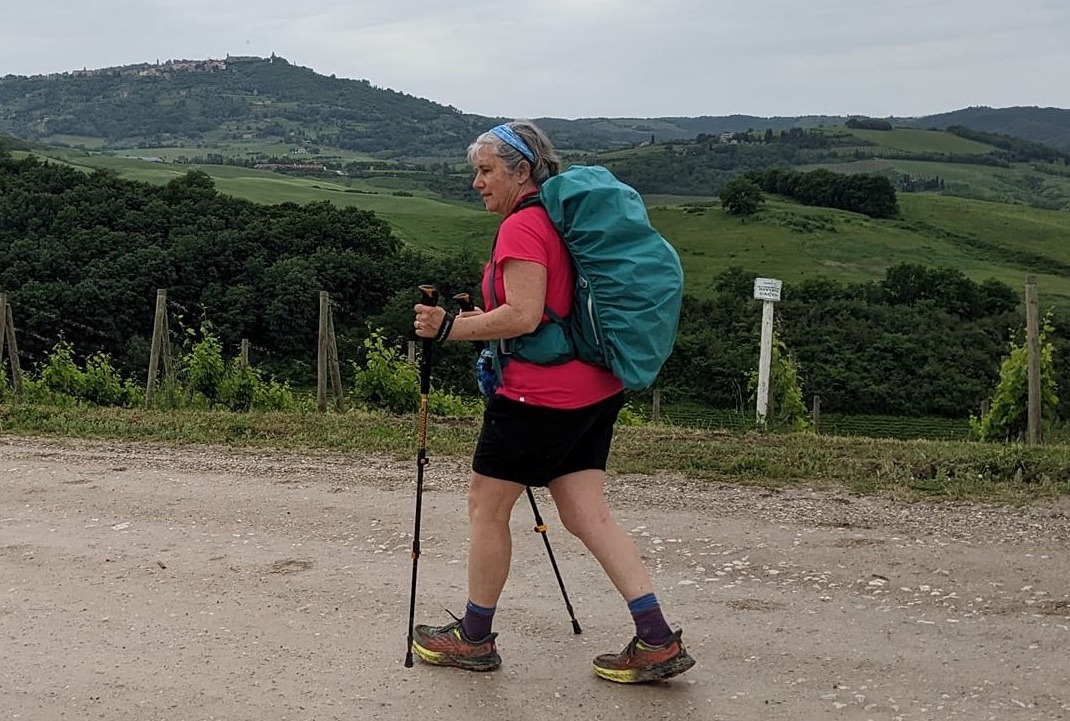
[62,55,270,79]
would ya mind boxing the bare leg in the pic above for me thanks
[467,472,525,607]
[548,470,693,683]
[548,469,653,602]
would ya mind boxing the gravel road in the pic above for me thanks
[2,435,1069,720]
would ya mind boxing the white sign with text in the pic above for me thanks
[753,277,782,302]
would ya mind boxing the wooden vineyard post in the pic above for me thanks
[0,293,5,384]
[318,292,329,412]
[1025,276,1041,445]
[0,293,24,396]
[240,339,250,370]
[145,289,173,409]
[317,291,344,413]
[327,298,343,412]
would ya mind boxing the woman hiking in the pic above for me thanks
[410,120,694,683]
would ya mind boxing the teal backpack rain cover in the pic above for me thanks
[499,164,684,391]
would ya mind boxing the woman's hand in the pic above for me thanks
[413,304,448,339]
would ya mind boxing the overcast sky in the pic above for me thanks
[2,0,1068,120]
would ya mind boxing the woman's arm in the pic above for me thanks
[414,258,546,342]
[456,259,545,341]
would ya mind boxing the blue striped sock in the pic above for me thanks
[461,599,495,641]
[628,593,672,646]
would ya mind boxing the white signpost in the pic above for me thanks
[753,278,782,425]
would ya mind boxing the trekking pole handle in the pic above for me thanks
[453,292,474,313]
[453,293,486,351]
[420,285,440,308]
[417,285,438,395]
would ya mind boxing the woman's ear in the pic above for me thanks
[516,159,533,184]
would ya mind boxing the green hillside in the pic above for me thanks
[0,56,494,160]
[9,147,498,253]
[837,127,994,154]
[16,144,1069,312]
[10,107,1070,307]
[903,106,1070,153]
[576,123,1070,212]
[654,195,1070,307]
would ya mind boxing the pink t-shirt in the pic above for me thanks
[481,194,623,409]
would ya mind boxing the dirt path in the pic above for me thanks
[2,435,1069,721]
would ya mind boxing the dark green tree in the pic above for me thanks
[719,178,764,220]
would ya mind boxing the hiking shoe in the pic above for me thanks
[592,629,695,683]
[411,619,502,672]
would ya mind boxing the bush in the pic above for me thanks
[971,316,1059,441]
[40,342,83,398]
[217,359,296,411]
[185,326,226,405]
[353,328,480,416]
[166,325,295,411]
[27,342,141,407]
[83,352,141,406]
[748,333,812,432]
[353,329,421,413]
[616,401,647,426]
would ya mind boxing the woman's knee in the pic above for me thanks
[467,474,521,526]
[558,500,611,541]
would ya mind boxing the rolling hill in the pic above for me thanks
[901,106,1070,152]
[2,56,1070,160]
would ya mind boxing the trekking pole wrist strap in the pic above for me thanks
[434,311,455,344]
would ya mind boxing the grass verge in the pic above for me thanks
[2,403,1069,505]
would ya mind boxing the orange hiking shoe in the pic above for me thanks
[411,619,502,672]
[592,629,695,683]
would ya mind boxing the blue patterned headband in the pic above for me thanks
[489,124,536,163]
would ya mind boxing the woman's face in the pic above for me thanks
[471,145,522,216]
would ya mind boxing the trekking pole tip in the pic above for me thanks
[571,619,582,635]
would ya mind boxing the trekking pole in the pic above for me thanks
[453,292,582,635]
[526,489,582,634]
[405,284,439,668]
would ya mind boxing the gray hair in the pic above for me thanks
[466,120,561,185]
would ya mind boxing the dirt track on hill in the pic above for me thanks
[2,435,1070,721]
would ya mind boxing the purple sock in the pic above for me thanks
[461,599,495,641]
[628,593,672,646]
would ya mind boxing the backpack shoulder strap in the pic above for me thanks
[515,195,542,212]
[488,191,553,308]
[487,191,567,361]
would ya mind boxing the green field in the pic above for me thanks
[651,194,1070,307]
[809,157,1070,209]
[842,127,995,154]
[16,148,1070,306]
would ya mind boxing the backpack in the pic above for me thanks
[490,164,684,391]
